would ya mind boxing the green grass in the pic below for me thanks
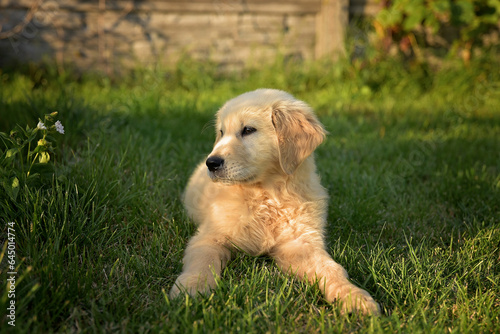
[1,53,499,333]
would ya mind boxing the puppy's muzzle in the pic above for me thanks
[206,156,224,172]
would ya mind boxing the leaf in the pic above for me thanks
[424,16,441,33]
[11,177,19,189]
[6,148,19,159]
[487,0,500,13]
[451,0,476,25]
[430,0,451,15]
[403,7,425,31]
[1,148,19,167]
[2,176,20,201]
[377,8,404,28]
[0,131,11,141]
[481,13,500,24]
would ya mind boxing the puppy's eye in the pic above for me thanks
[241,126,257,137]
[219,129,224,137]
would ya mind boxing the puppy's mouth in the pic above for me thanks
[207,169,257,185]
[206,156,258,184]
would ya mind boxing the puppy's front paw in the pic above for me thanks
[337,286,381,316]
[169,272,216,298]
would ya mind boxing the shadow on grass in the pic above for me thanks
[318,106,499,248]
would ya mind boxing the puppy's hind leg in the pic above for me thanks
[170,233,231,298]
[271,240,381,315]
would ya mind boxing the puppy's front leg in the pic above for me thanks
[170,233,231,298]
[272,241,381,315]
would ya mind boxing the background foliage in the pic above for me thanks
[375,0,500,61]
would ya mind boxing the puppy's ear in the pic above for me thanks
[272,101,326,175]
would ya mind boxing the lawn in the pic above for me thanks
[1,55,499,333]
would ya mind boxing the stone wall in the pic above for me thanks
[0,0,381,72]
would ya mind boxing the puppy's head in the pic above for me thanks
[206,89,326,184]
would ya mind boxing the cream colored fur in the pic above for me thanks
[170,89,380,315]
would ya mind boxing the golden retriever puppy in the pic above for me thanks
[170,89,380,315]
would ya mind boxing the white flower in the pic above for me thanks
[55,120,65,134]
[37,122,47,130]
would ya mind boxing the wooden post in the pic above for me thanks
[315,0,349,59]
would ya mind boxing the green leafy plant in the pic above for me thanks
[0,111,64,201]
[374,0,500,62]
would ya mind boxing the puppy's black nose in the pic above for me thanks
[206,156,224,172]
